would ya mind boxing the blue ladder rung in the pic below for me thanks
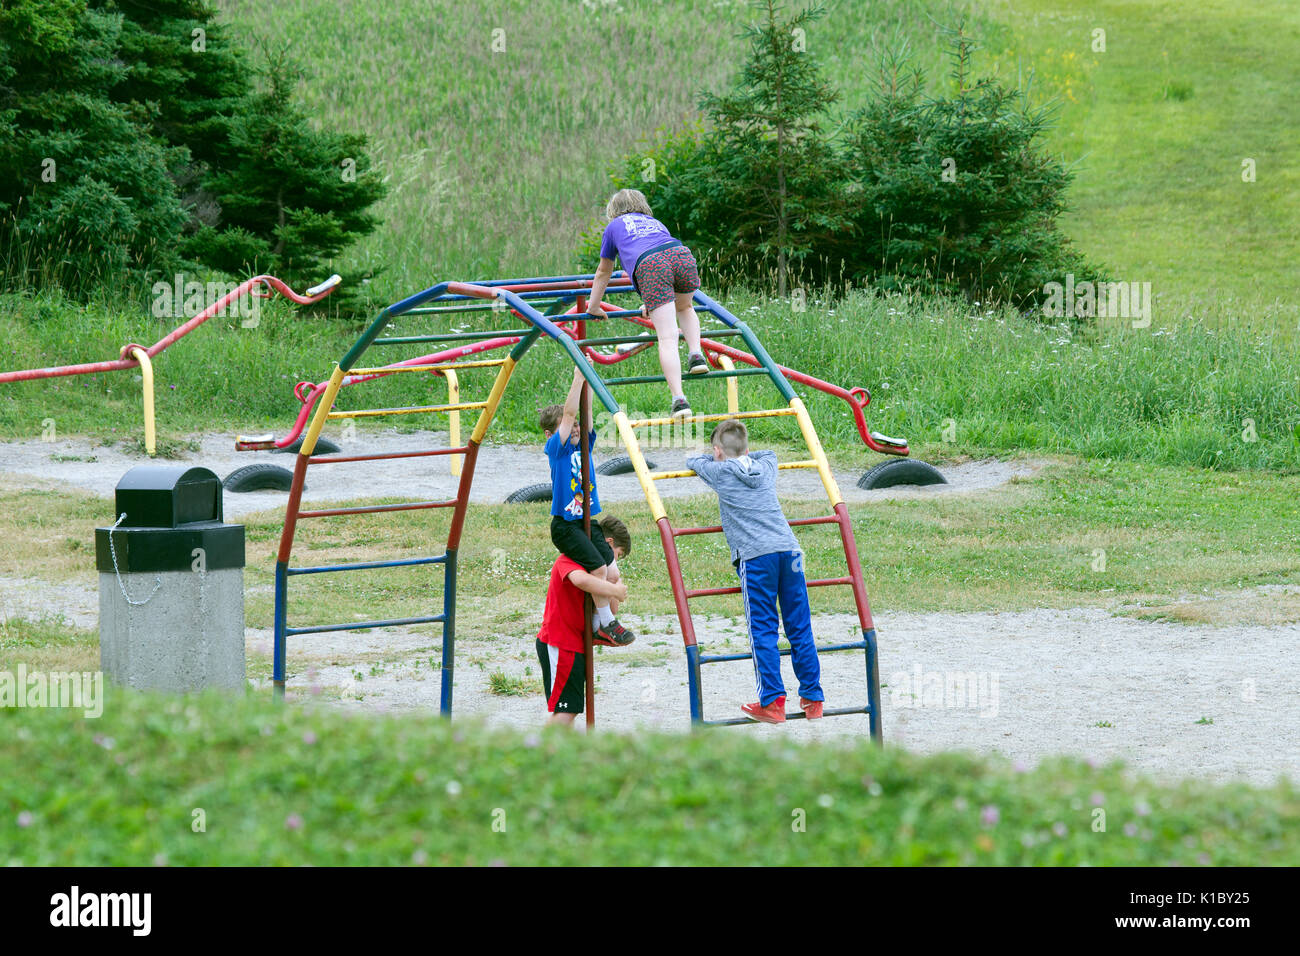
[699,640,865,665]
[703,705,873,726]
[287,613,446,636]
[287,554,447,576]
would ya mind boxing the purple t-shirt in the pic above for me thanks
[599,214,675,275]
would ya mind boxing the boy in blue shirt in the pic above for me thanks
[540,367,635,646]
[687,418,825,722]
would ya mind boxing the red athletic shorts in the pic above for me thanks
[634,245,701,311]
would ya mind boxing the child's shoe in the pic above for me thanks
[670,397,692,420]
[741,696,786,723]
[686,352,709,374]
[594,619,636,647]
[800,697,824,719]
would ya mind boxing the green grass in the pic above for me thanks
[5,287,1296,471]
[1,686,1296,865]
[212,0,987,305]
[986,0,1300,314]
[203,0,1298,318]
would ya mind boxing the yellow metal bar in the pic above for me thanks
[791,396,843,507]
[446,369,462,477]
[471,355,517,444]
[627,407,797,429]
[650,459,818,481]
[328,400,488,419]
[614,410,667,522]
[301,366,345,457]
[129,347,156,457]
[348,358,506,376]
[716,354,739,415]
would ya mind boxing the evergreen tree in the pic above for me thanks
[839,27,1099,304]
[697,0,849,297]
[0,0,189,293]
[1,0,385,303]
[180,44,386,300]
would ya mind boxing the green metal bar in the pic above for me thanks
[603,367,771,387]
[508,325,544,361]
[574,328,745,348]
[405,300,563,316]
[374,328,535,346]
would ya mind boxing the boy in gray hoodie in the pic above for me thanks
[687,418,825,723]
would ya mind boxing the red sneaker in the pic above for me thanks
[741,696,786,724]
[800,698,824,719]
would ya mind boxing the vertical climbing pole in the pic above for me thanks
[578,309,595,729]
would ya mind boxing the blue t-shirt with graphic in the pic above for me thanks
[546,429,602,520]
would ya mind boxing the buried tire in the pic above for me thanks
[596,454,657,476]
[856,458,947,490]
[223,463,299,493]
[274,435,341,455]
[504,482,553,505]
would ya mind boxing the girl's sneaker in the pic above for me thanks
[686,352,709,374]
[800,697,824,719]
[670,397,692,420]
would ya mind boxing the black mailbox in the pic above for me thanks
[96,465,244,573]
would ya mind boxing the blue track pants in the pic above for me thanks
[738,550,823,707]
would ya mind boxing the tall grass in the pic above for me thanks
[212,0,985,304]
[4,285,1296,472]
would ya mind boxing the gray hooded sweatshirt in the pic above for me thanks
[686,450,801,564]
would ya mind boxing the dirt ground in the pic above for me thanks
[3,433,1297,787]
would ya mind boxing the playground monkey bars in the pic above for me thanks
[269,271,882,741]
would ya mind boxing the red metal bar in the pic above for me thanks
[275,452,312,563]
[308,446,470,465]
[685,577,852,599]
[834,502,875,632]
[1,273,337,384]
[658,516,700,648]
[297,499,458,519]
[673,515,840,537]
[445,441,482,552]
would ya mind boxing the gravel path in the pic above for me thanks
[249,604,1299,787]
[0,431,1042,518]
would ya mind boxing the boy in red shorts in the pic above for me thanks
[536,516,632,726]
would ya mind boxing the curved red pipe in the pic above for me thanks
[0,273,339,384]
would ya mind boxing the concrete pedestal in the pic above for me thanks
[99,567,246,692]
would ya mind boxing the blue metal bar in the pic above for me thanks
[286,554,447,576]
[864,627,882,744]
[699,640,866,665]
[685,643,703,725]
[440,549,457,717]
[273,560,288,697]
[286,613,446,636]
[704,706,872,726]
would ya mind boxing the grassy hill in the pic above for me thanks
[213,0,1299,318]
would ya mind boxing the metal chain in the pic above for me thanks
[107,513,162,606]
